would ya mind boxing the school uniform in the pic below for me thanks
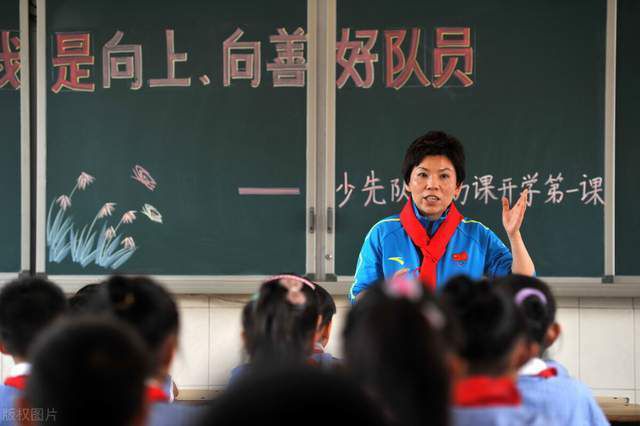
[452,376,555,426]
[518,358,609,426]
[0,363,30,426]
[146,382,203,426]
[544,358,570,377]
[309,343,340,370]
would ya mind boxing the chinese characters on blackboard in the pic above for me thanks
[0,26,474,91]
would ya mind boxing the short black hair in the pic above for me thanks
[494,275,556,346]
[91,275,179,374]
[25,317,149,426]
[0,277,67,358]
[200,367,386,426]
[314,284,336,328]
[68,283,101,315]
[440,276,525,373]
[402,131,466,187]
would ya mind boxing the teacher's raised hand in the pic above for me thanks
[501,188,535,276]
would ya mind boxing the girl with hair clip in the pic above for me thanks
[92,275,202,426]
[231,274,320,381]
[440,275,554,426]
[495,275,609,426]
[343,275,450,426]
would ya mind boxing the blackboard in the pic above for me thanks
[616,0,640,276]
[45,0,309,275]
[334,0,606,277]
[0,0,22,274]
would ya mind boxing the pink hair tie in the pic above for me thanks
[267,274,316,290]
[515,288,547,306]
[384,274,422,301]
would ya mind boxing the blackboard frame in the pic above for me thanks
[0,0,31,284]
[31,0,640,296]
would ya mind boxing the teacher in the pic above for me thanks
[349,131,535,302]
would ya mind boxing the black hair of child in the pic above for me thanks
[24,317,149,426]
[401,130,466,187]
[343,280,450,426]
[198,366,387,426]
[494,274,556,346]
[0,277,67,358]
[314,284,336,328]
[68,283,101,315]
[92,275,179,373]
[241,300,255,357]
[440,275,526,373]
[248,276,319,367]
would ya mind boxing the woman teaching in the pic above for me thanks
[349,131,535,302]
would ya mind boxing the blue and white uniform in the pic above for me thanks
[350,203,512,302]
[517,358,609,426]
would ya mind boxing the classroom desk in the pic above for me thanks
[597,398,640,425]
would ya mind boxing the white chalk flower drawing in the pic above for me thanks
[46,167,163,269]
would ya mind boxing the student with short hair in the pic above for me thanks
[343,276,450,426]
[18,317,149,426]
[0,278,67,424]
[91,276,201,426]
[441,275,553,426]
[310,284,338,368]
[67,283,101,315]
[495,275,609,425]
[202,367,386,426]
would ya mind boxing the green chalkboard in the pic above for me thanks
[0,0,22,273]
[335,0,606,277]
[45,0,308,275]
[616,0,640,276]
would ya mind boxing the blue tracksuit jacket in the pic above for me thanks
[350,203,513,302]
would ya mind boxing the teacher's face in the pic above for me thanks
[406,155,462,220]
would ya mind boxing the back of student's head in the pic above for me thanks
[440,275,526,373]
[0,277,67,359]
[91,275,179,374]
[23,317,149,426]
[314,284,336,329]
[494,274,556,346]
[199,366,386,426]
[343,277,449,426]
[249,274,319,367]
[68,283,101,315]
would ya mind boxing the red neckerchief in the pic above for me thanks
[454,376,522,407]
[399,200,463,290]
[4,375,27,390]
[537,367,558,379]
[146,385,170,403]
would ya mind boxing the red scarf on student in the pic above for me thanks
[454,376,522,407]
[4,375,27,390]
[399,200,463,290]
[537,367,558,379]
[146,385,170,403]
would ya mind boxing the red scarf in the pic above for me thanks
[146,385,170,403]
[537,367,558,379]
[399,200,463,290]
[454,376,522,407]
[4,375,27,390]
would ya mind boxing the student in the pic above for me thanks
[310,284,339,368]
[440,275,553,426]
[18,317,149,426]
[202,367,386,426]
[238,274,319,377]
[495,275,609,425]
[91,276,201,426]
[350,130,535,302]
[67,283,101,315]
[0,278,67,425]
[343,276,450,426]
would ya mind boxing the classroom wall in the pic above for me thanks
[3,294,634,401]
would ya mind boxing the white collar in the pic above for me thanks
[8,362,31,378]
[518,357,548,376]
[313,342,325,352]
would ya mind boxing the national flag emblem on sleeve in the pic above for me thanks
[452,251,468,262]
